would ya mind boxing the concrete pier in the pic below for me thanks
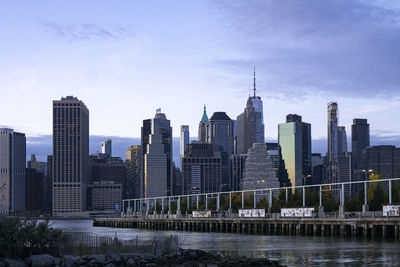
[93,217,400,239]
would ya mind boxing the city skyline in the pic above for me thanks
[1,1,400,143]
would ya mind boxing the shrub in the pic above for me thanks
[0,218,63,258]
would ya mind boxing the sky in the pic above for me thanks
[1,0,400,161]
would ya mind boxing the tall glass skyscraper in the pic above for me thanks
[279,114,311,188]
[52,96,89,215]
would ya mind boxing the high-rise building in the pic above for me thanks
[231,154,247,191]
[362,145,400,179]
[338,152,352,198]
[101,139,112,158]
[172,163,183,195]
[141,109,172,198]
[241,143,280,190]
[27,154,47,175]
[266,142,291,187]
[182,143,222,194]
[0,128,26,212]
[126,145,141,199]
[352,119,370,170]
[205,112,234,190]
[25,168,44,212]
[198,105,208,142]
[337,126,347,154]
[279,114,311,188]
[327,102,339,184]
[90,181,122,211]
[44,155,53,212]
[52,96,89,215]
[236,69,265,154]
[180,125,190,161]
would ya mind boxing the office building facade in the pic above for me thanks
[0,128,26,212]
[52,96,89,215]
[126,145,141,199]
[205,112,234,190]
[182,143,222,194]
[141,109,172,197]
[180,125,189,161]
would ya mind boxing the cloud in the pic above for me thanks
[212,0,400,98]
[38,19,135,42]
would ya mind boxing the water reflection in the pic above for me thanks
[50,220,400,266]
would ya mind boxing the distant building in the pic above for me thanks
[338,152,352,198]
[180,125,190,161]
[241,143,280,191]
[27,154,47,175]
[90,181,122,211]
[172,163,183,196]
[231,154,247,191]
[236,69,265,154]
[182,143,222,194]
[0,128,26,212]
[327,102,339,184]
[278,114,311,188]
[25,168,44,212]
[362,145,400,179]
[337,126,347,154]
[44,155,53,212]
[205,112,234,190]
[352,119,370,170]
[141,109,172,198]
[101,139,112,158]
[52,96,89,215]
[198,105,208,142]
[266,142,290,187]
[126,145,141,199]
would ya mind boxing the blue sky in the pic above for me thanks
[1,0,400,154]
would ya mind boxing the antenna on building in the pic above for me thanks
[253,66,256,97]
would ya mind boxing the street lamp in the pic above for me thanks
[361,169,373,180]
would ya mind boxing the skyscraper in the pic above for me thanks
[0,128,26,212]
[236,69,265,154]
[52,96,89,215]
[352,119,370,170]
[205,112,234,190]
[126,145,141,199]
[198,105,208,142]
[362,145,400,179]
[101,139,112,158]
[337,126,348,154]
[180,125,189,160]
[182,143,221,194]
[278,114,311,188]
[327,102,339,184]
[141,109,172,197]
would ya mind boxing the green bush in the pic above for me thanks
[0,218,63,258]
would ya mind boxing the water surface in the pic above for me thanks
[50,219,400,266]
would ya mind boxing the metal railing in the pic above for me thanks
[122,178,400,215]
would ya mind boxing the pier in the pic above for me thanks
[93,216,400,238]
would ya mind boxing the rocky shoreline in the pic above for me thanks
[0,249,284,267]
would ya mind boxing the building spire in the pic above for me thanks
[253,66,256,97]
[200,104,208,123]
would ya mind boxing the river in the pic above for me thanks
[50,219,400,266]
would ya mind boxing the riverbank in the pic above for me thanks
[0,249,284,266]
